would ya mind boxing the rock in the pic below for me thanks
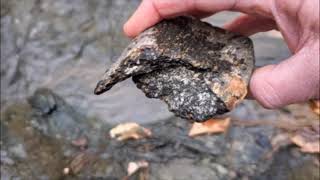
[26,88,113,148]
[94,16,254,121]
[0,151,15,165]
[1,92,319,180]
[9,144,27,159]
[27,88,88,141]
[0,102,69,179]
[151,159,220,180]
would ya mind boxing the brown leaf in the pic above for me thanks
[127,160,149,177]
[309,100,320,116]
[65,152,91,175]
[264,132,292,159]
[109,122,152,141]
[290,126,320,153]
[270,133,292,151]
[271,133,291,147]
[291,135,319,153]
[188,117,230,137]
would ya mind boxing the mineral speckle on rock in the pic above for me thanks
[132,66,228,120]
[94,16,255,121]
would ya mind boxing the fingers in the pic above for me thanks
[124,0,273,37]
[224,14,277,36]
[249,42,320,108]
[124,0,195,38]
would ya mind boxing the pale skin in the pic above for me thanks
[123,0,320,109]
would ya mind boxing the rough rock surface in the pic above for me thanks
[95,16,255,121]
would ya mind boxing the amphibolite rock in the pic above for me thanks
[94,16,254,121]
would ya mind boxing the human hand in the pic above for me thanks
[123,0,319,108]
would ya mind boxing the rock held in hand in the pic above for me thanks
[94,16,254,121]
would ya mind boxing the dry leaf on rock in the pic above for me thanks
[270,133,292,153]
[188,117,230,137]
[270,133,291,148]
[291,135,319,153]
[109,122,152,141]
[309,100,320,116]
[290,126,320,153]
[64,152,91,175]
[127,160,149,177]
[263,132,292,160]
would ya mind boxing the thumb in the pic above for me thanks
[250,43,320,108]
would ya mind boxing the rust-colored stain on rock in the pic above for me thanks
[94,16,254,121]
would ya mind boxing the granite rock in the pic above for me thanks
[95,16,254,121]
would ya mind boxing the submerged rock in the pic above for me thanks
[94,16,254,121]
[27,88,88,141]
[1,90,318,180]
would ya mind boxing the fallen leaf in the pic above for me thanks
[127,160,149,177]
[188,117,230,137]
[64,152,91,175]
[290,126,320,153]
[109,122,152,141]
[264,132,292,160]
[270,133,291,148]
[309,100,320,116]
[291,135,319,153]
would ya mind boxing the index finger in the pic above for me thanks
[124,0,273,37]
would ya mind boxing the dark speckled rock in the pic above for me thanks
[94,16,255,121]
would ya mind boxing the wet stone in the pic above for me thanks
[27,88,88,141]
[1,90,318,180]
[95,16,254,121]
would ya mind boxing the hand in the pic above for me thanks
[123,0,320,109]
